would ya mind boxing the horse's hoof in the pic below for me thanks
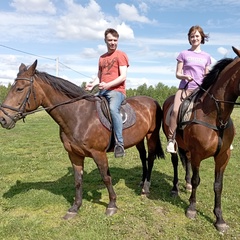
[186,209,196,219]
[105,207,117,216]
[62,211,77,220]
[141,180,150,196]
[170,190,179,197]
[186,183,192,192]
[141,192,150,197]
[215,223,229,233]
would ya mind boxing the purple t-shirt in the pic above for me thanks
[177,49,212,89]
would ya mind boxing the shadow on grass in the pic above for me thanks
[2,165,213,224]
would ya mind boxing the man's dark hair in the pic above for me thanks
[104,28,119,39]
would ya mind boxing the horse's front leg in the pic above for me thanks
[186,165,200,219]
[213,152,230,232]
[93,152,117,216]
[63,153,84,220]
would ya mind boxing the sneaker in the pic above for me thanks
[114,144,125,158]
[166,140,176,153]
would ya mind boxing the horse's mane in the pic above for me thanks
[199,58,234,93]
[35,70,92,99]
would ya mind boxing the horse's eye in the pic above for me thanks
[16,87,24,92]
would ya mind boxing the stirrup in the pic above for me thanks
[166,139,177,153]
[114,144,125,158]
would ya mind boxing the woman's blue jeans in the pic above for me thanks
[99,90,125,145]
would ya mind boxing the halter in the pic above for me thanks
[188,79,240,129]
[0,77,36,123]
[0,76,94,123]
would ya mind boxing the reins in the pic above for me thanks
[191,79,240,106]
[0,76,95,121]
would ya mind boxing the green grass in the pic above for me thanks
[0,110,240,239]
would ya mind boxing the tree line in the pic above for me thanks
[1,82,239,109]
[0,82,177,107]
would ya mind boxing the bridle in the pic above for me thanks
[0,77,36,123]
[183,79,240,130]
[0,76,94,124]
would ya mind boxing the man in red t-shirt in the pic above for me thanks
[86,28,129,157]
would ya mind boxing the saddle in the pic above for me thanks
[95,96,136,131]
[166,90,199,130]
[95,96,136,151]
[178,90,199,130]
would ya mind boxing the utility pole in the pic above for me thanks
[56,57,59,76]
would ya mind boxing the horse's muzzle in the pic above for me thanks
[0,114,16,129]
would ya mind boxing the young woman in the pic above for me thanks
[167,25,212,153]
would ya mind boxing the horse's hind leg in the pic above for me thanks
[170,152,180,196]
[178,148,192,191]
[186,163,200,219]
[185,159,192,191]
[136,140,151,195]
[171,150,192,197]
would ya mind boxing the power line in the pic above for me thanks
[0,44,55,61]
[58,61,91,78]
[0,44,92,79]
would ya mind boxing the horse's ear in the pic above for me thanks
[232,46,240,57]
[27,60,38,75]
[19,63,27,72]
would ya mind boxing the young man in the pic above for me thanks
[86,28,129,157]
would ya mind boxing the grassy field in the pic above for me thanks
[0,109,240,240]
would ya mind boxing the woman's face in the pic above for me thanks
[189,30,202,46]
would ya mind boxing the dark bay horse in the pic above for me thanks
[162,46,240,232]
[0,60,165,219]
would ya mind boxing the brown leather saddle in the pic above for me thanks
[95,96,136,151]
[95,96,136,131]
[166,90,199,130]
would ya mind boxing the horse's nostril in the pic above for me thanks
[0,117,5,125]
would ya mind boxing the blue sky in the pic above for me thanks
[0,0,240,89]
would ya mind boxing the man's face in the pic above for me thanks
[105,33,118,52]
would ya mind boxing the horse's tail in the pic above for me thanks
[154,100,165,159]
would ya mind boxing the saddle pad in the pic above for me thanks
[166,94,196,130]
[96,101,136,131]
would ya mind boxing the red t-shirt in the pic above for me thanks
[99,49,129,95]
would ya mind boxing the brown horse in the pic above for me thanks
[0,60,164,219]
[162,46,240,232]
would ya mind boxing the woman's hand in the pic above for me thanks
[186,75,193,81]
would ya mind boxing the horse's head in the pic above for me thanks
[0,60,39,129]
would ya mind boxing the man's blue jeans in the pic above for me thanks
[99,90,125,145]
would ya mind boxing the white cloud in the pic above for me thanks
[55,0,108,39]
[116,3,154,23]
[217,47,228,56]
[139,2,149,14]
[116,22,135,39]
[10,0,56,14]
[0,12,54,42]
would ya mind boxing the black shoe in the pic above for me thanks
[114,144,125,158]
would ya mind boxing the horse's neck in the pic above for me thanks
[203,82,236,123]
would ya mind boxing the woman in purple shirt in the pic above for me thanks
[167,25,212,153]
